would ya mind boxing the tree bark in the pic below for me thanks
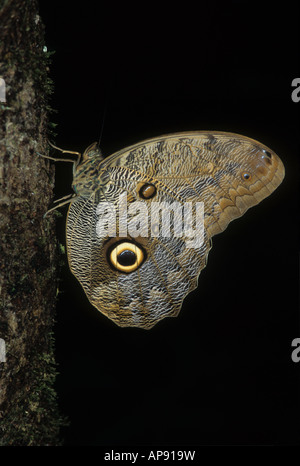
[0,0,62,445]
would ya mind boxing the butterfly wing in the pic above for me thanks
[66,131,285,329]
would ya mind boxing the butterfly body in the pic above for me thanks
[64,131,285,329]
[71,143,105,195]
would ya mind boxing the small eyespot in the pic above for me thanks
[262,149,272,165]
[242,172,251,181]
[139,183,157,199]
[108,241,145,273]
[263,149,272,158]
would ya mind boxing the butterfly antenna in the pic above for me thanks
[98,102,108,148]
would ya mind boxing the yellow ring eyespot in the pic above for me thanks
[242,172,251,181]
[138,183,157,199]
[109,241,145,273]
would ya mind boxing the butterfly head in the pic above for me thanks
[79,142,103,164]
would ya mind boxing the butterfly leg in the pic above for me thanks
[43,193,77,218]
[37,141,81,164]
[48,141,81,163]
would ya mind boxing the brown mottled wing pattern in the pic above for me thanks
[66,131,285,329]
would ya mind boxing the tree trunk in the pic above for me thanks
[0,0,62,445]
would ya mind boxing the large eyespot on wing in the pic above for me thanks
[107,240,146,273]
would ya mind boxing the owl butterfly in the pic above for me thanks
[50,131,284,329]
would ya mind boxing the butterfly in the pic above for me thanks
[46,131,285,329]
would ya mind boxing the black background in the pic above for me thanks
[39,1,299,446]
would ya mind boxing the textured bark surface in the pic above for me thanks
[0,0,62,445]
